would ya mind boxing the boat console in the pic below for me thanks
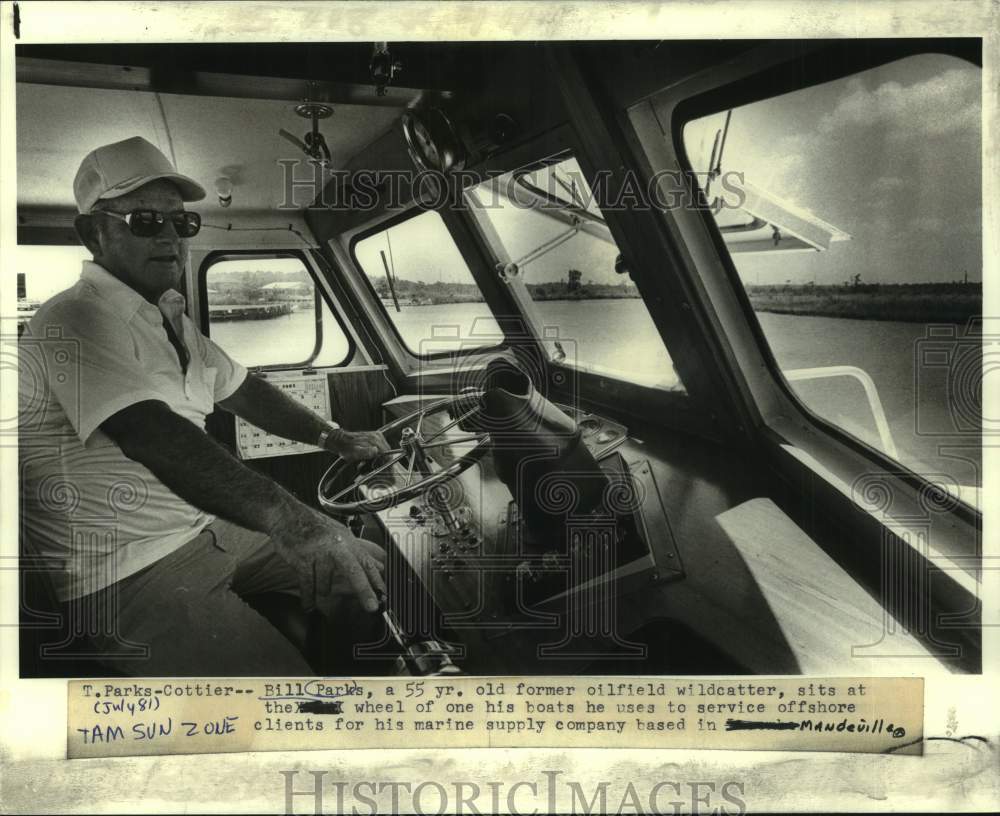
[315,357,685,675]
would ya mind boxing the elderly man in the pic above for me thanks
[19,136,389,676]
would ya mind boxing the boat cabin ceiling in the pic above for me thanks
[16,38,982,676]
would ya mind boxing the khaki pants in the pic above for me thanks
[78,519,350,676]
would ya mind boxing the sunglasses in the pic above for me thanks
[96,209,202,238]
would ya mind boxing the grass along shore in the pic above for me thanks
[369,276,981,324]
[744,283,980,324]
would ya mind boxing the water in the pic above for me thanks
[212,300,981,488]
[211,308,350,368]
[756,313,981,489]
[386,299,679,387]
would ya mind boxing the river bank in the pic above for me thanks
[381,283,980,324]
[368,277,980,323]
[208,303,294,321]
[745,283,980,324]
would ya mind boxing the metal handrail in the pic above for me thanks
[783,365,899,459]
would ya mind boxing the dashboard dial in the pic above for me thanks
[402,109,466,173]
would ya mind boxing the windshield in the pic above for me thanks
[682,53,982,500]
[467,157,685,391]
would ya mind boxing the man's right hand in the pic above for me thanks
[101,401,388,613]
[269,506,386,615]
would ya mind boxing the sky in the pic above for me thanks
[356,52,981,291]
[684,52,982,286]
[15,245,90,302]
[355,210,476,286]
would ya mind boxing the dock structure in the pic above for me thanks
[207,303,295,321]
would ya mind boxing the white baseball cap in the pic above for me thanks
[73,136,206,213]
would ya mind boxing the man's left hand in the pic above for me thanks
[324,428,391,463]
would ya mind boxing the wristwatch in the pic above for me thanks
[317,421,342,450]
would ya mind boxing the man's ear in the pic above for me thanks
[74,214,102,256]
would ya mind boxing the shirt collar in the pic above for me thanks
[80,261,186,322]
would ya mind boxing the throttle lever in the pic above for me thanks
[379,597,461,677]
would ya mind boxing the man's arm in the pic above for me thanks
[218,374,389,462]
[101,400,385,612]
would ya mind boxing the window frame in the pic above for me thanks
[348,207,506,361]
[571,38,983,654]
[668,46,983,525]
[197,249,355,371]
[466,149,690,395]
[455,121,710,437]
[510,154,609,228]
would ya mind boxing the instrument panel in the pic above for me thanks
[235,370,331,460]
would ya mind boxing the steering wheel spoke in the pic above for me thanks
[401,447,418,487]
[324,451,407,503]
[424,403,483,443]
[318,394,491,514]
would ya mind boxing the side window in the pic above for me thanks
[682,54,982,495]
[353,210,502,356]
[15,244,91,333]
[204,254,350,368]
[467,157,685,391]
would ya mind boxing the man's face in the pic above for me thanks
[89,179,189,303]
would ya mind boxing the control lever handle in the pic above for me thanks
[379,597,462,677]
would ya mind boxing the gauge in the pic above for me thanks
[412,119,439,167]
[401,109,466,173]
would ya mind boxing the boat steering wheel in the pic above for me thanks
[317,393,492,515]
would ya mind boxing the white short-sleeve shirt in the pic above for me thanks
[19,261,248,600]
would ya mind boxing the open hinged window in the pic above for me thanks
[466,154,687,392]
